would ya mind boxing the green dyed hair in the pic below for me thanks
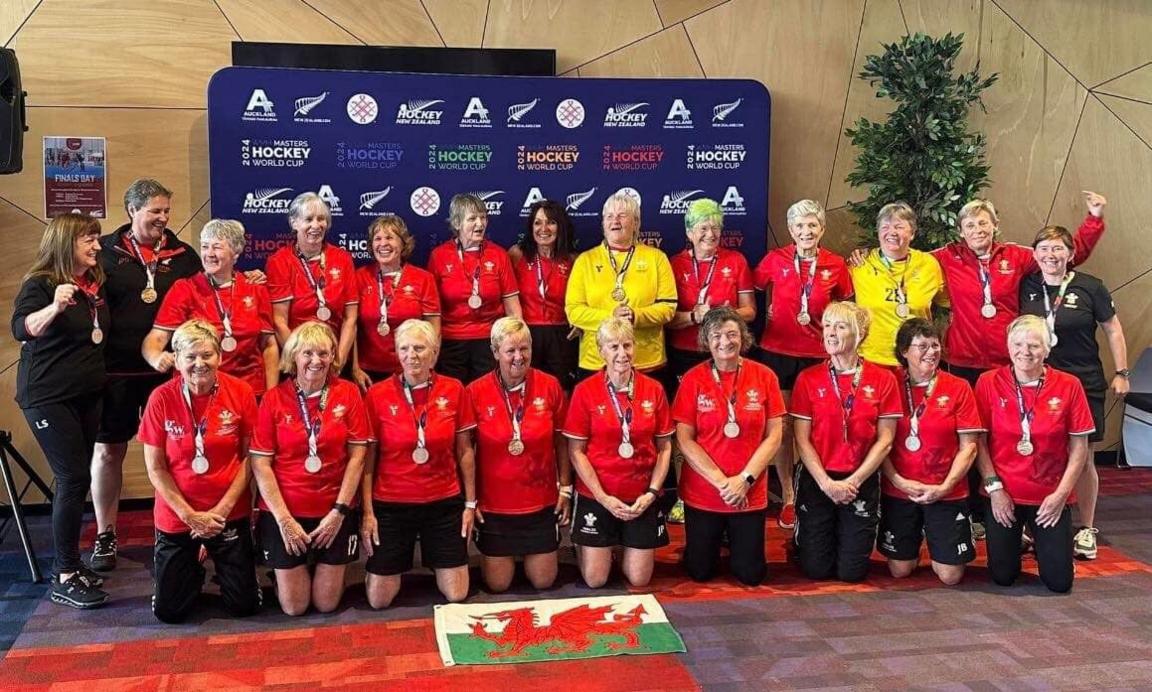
[684,198,723,232]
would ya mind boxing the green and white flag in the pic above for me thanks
[434,594,685,666]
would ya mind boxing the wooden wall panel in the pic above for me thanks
[1096,65,1152,103]
[900,0,982,73]
[579,25,705,79]
[0,0,38,46]
[654,0,728,26]
[484,0,662,73]
[305,0,442,46]
[1097,95,1152,150]
[972,1,1086,244]
[0,199,47,370]
[10,0,234,108]
[215,0,361,44]
[423,0,487,47]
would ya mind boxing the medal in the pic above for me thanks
[981,303,997,319]
[796,311,811,326]
[724,422,741,438]
[1016,439,1034,456]
[904,435,922,452]
[220,335,238,352]
[467,294,483,309]
[305,455,323,473]
[141,287,158,304]
[377,321,391,337]
[606,243,636,304]
[1012,369,1045,460]
[895,303,910,318]
[191,455,210,475]
[316,305,332,321]
[618,442,635,458]
[1049,333,1059,347]
[412,447,430,464]
[507,439,525,456]
[611,287,627,302]
[91,327,104,344]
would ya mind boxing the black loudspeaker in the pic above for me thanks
[0,48,27,175]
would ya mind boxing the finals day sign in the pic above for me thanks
[207,67,770,269]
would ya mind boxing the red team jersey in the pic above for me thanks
[365,375,477,503]
[467,369,568,514]
[250,378,373,518]
[790,361,902,473]
[671,359,786,512]
[975,366,1094,506]
[562,371,674,503]
[265,244,359,332]
[354,264,441,374]
[153,273,275,395]
[138,372,258,534]
[427,240,519,340]
[668,248,754,352]
[754,247,854,358]
[884,369,985,501]
[513,254,572,326]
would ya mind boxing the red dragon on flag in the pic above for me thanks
[469,603,647,658]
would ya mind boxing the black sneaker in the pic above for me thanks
[50,572,109,609]
[77,563,105,588]
[90,530,117,572]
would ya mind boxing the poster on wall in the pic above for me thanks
[43,136,107,218]
[207,66,771,270]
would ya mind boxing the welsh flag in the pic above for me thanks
[434,594,685,666]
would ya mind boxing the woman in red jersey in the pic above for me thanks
[467,317,570,592]
[975,315,1094,593]
[143,219,279,396]
[791,302,900,582]
[251,322,371,615]
[350,214,440,389]
[878,318,983,585]
[753,200,853,529]
[361,319,477,607]
[139,320,261,623]
[672,307,785,585]
[563,317,674,588]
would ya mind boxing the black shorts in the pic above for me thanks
[794,468,880,582]
[570,494,669,549]
[1086,392,1105,443]
[474,507,560,557]
[752,348,822,390]
[152,518,262,623]
[667,347,710,386]
[256,510,360,569]
[365,498,468,575]
[877,496,975,566]
[943,362,985,389]
[362,368,395,384]
[529,324,579,391]
[97,373,168,443]
[438,338,495,384]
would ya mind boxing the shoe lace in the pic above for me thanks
[94,531,117,554]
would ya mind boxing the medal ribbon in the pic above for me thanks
[181,382,217,463]
[691,249,718,306]
[605,371,635,445]
[205,274,235,340]
[456,241,485,303]
[793,251,818,316]
[976,257,994,311]
[828,362,864,442]
[376,268,400,324]
[533,256,549,301]
[295,249,328,311]
[1041,272,1076,342]
[400,376,431,451]
[710,360,741,428]
[1013,368,1046,444]
[605,243,636,296]
[495,371,527,443]
[75,280,102,335]
[904,372,938,440]
[127,234,160,293]
[294,383,329,459]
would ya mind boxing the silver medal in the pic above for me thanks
[507,439,525,456]
[1049,333,1058,347]
[377,321,391,337]
[796,312,811,326]
[1016,439,1034,456]
[305,454,322,473]
[981,303,997,319]
[316,305,332,321]
[618,441,635,459]
[191,455,210,475]
[412,447,430,464]
[467,294,483,309]
[904,435,922,452]
[895,303,910,318]
[220,335,238,352]
[723,422,741,438]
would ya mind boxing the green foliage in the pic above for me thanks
[844,32,998,250]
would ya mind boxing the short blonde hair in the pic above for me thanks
[201,218,246,254]
[957,199,999,228]
[490,316,531,352]
[172,319,220,355]
[279,321,338,376]
[602,192,641,223]
[394,318,439,350]
[595,317,635,350]
[822,302,871,346]
[787,199,826,229]
[876,202,917,234]
[1007,314,1051,351]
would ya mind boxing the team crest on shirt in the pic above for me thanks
[329,267,341,280]
[533,397,547,411]
[820,269,832,281]
[999,259,1012,273]
[164,420,186,437]
[218,409,238,435]
[696,394,717,412]
[744,389,762,411]
[282,413,295,424]
[435,396,450,410]
[1065,293,1079,308]
[1048,397,1063,411]
[936,395,950,408]
[483,261,495,273]
[402,284,415,294]
[999,397,1008,408]
[332,404,346,419]
[641,400,655,415]
[243,296,255,309]
[721,266,732,277]
[486,405,496,419]
[596,405,607,416]
[862,385,875,399]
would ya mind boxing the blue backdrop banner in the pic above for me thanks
[207,66,771,269]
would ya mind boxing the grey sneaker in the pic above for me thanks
[90,529,117,572]
[1073,526,1099,560]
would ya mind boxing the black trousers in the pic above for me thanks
[682,505,767,585]
[22,391,102,574]
[438,338,495,384]
[984,500,1074,593]
[152,518,262,623]
[795,468,880,583]
[528,324,579,391]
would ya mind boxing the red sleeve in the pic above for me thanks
[346,388,373,442]
[736,256,753,292]
[421,274,441,315]
[753,254,772,291]
[363,387,380,439]
[427,246,446,291]
[1066,377,1096,435]
[239,384,259,439]
[765,371,787,418]
[498,251,519,298]
[254,284,275,333]
[562,384,591,439]
[974,372,995,430]
[654,386,674,437]
[154,279,190,330]
[877,370,903,417]
[138,388,168,447]
[1070,214,1105,268]
[548,376,569,432]
[671,370,699,426]
[341,255,359,306]
[456,384,477,432]
[251,392,278,455]
[790,370,814,419]
[265,251,293,303]
[953,380,984,432]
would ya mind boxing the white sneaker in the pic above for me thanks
[1073,527,1099,560]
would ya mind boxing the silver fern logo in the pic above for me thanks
[507,98,539,125]
[566,187,597,215]
[359,188,392,211]
[712,98,743,126]
[604,102,649,127]
[467,190,506,215]
[659,189,704,214]
[396,99,444,125]
[294,92,328,117]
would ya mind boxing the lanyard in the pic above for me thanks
[293,383,329,458]
[75,280,102,334]
[127,234,161,290]
[605,371,634,443]
[181,382,217,462]
[1013,369,1046,442]
[456,241,484,300]
[533,256,549,301]
[399,375,432,450]
[295,248,327,308]
[205,274,234,338]
[496,371,527,442]
[976,257,994,308]
[1042,272,1075,338]
[793,250,818,315]
[710,360,741,425]
[828,362,864,442]
[878,253,909,306]
[606,243,636,292]
[376,267,400,320]
[691,249,718,306]
[904,372,938,439]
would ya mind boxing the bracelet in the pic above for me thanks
[984,482,1004,493]
[464,500,478,510]
[646,486,663,498]
[558,484,574,494]
[331,502,352,517]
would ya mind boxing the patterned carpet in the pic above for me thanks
[2,467,1151,690]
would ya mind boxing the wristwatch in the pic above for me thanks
[983,475,1004,493]
[464,500,478,510]
[742,472,756,486]
[646,486,663,498]
[331,502,352,516]
[1116,368,1131,378]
